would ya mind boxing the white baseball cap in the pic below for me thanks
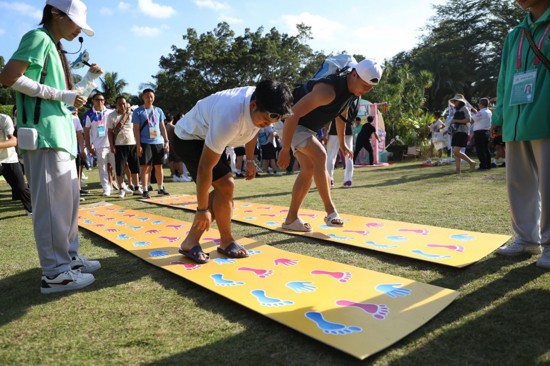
[350,58,384,85]
[46,0,94,37]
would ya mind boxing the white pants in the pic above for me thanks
[326,134,354,183]
[24,149,80,276]
[96,146,116,193]
[506,139,550,246]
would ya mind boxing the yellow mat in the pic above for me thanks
[79,202,458,360]
[144,194,510,268]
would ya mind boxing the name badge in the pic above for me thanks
[97,125,106,137]
[149,127,158,139]
[510,69,536,106]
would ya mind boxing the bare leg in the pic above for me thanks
[154,164,164,189]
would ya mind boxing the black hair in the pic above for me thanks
[355,116,361,122]
[142,88,155,95]
[92,92,104,100]
[251,80,293,116]
[478,98,489,107]
[367,116,374,123]
[115,95,126,103]
[434,111,442,118]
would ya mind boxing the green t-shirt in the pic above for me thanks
[11,28,76,157]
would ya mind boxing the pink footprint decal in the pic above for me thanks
[105,217,115,221]
[260,214,277,217]
[399,228,429,235]
[159,236,180,243]
[343,230,370,236]
[145,229,160,234]
[104,228,117,232]
[258,206,273,210]
[427,244,465,252]
[274,258,298,266]
[170,261,201,270]
[238,267,274,278]
[366,222,384,228]
[123,214,136,218]
[244,210,254,213]
[279,209,289,213]
[302,213,319,218]
[336,300,389,320]
[95,224,105,227]
[203,237,221,244]
[166,224,184,230]
[311,270,352,283]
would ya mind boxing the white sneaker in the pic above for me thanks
[40,269,95,294]
[119,190,126,199]
[70,255,101,273]
[536,247,550,269]
[122,185,133,194]
[133,187,143,196]
[102,190,111,197]
[181,175,192,182]
[81,173,88,180]
[497,241,542,257]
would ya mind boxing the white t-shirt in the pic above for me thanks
[472,108,492,131]
[72,115,83,133]
[174,86,257,154]
[107,111,136,146]
[85,107,113,149]
[0,114,19,164]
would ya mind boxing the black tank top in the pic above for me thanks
[293,74,355,132]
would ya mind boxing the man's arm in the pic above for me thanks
[244,134,258,180]
[0,133,17,150]
[159,119,169,153]
[133,123,142,157]
[335,110,353,158]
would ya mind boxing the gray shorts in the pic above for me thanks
[273,122,315,153]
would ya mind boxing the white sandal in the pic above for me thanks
[324,211,344,227]
[282,217,312,232]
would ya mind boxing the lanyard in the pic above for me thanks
[144,107,156,127]
[517,23,550,69]
[94,110,104,124]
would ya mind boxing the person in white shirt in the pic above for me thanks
[471,98,493,170]
[172,79,293,263]
[84,92,115,196]
[0,113,32,214]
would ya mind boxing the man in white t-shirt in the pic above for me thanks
[0,113,32,214]
[172,79,293,263]
[107,96,140,198]
[472,98,493,170]
[84,92,115,196]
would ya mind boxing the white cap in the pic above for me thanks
[350,58,384,85]
[46,0,94,37]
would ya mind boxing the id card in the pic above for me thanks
[149,127,158,139]
[97,125,106,137]
[510,69,536,106]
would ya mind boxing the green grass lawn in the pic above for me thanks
[1,160,549,365]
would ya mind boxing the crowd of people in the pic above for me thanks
[0,0,549,295]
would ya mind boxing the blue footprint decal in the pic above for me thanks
[305,311,362,335]
[251,290,293,307]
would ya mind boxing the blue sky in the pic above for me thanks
[0,0,446,95]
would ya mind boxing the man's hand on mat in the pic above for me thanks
[193,211,212,231]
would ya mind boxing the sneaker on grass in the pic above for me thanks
[133,187,144,196]
[157,186,170,196]
[41,269,95,294]
[496,240,542,257]
[71,255,101,273]
[142,190,151,199]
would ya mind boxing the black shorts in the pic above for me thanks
[139,143,165,166]
[115,145,140,176]
[261,143,276,160]
[451,132,469,148]
[168,149,182,163]
[171,135,231,182]
[234,146,245,156]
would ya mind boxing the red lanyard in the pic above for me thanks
[517,23,550,69]
[144,107,156,127]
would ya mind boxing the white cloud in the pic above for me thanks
[130,25,169,37]
[138,0,176,19]
[118,2,131,11]
[219,15,243,25]
[194,0,229,11]
[0,1,41,20]
[99,7,114,16]
[281,12,345,42]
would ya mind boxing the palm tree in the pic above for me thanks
[100,72,128,106]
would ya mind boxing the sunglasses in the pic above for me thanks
[266,111,292,120]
